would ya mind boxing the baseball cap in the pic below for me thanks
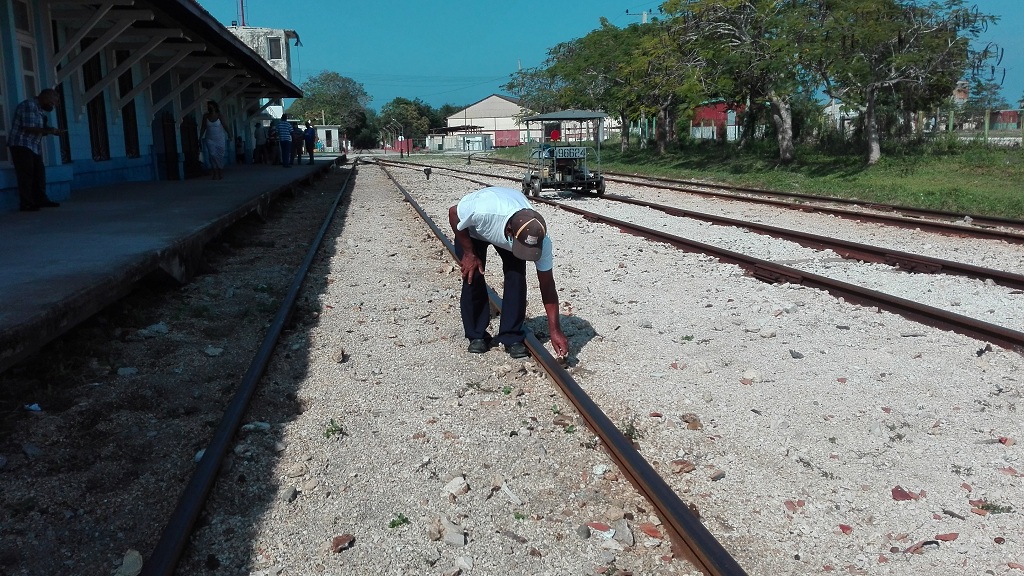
[508,209,547,261]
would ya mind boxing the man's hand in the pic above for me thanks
[549,326,569,357]
[459,252,484,283]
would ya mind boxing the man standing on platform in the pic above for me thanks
[277,114,293,168]
[448,186,570,359]
[303,121,316,165]
[253,121,267,164]
[8,88,63,211]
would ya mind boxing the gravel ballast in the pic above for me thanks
[0,158,1021,576]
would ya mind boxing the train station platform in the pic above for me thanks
[0,157,344,374]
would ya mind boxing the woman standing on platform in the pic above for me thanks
[200,100,229,180]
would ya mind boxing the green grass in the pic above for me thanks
[492,138,1024,219]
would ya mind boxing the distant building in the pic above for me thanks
[434,94,614,151]
[227,26,301,118]
[690,101,746,142]
[436,94,527,151]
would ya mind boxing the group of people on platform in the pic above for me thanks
[250,113,318,168]
[199,102,319,178]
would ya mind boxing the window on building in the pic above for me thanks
[116,50,140,158]
[14,1,37,99]
[325,130,332,148]
[268,37,282,60]
[82,42,110,161]
[19,43,37,97]
[13,0,32,33]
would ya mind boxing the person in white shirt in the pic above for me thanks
[448,186,569,359]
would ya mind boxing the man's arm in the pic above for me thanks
[537,269,569,356]
[449,205,484,283]
[22,125,59,136]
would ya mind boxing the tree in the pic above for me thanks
[662,0,823,163]
[504,63,568,115]
[504,20,651,151]
[963,78,1009,122]
[813,0,995,164]
[618,19,707,154]
[379,97,434,143]
[286,71,371,134]
[431,104,463,130]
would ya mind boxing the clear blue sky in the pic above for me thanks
[197,1,1024,110]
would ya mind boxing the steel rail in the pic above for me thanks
[603,171,1024,232]
[142,160,356,576]
[479,157,1024,233]
[535,197,1024,353]
[598,176,1024,244]
[378,164,749,576]
[600,193,1024,291]
[376,159,1024,290]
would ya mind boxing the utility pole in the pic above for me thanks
[625,8,648,24]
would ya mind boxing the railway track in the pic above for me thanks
[372,162,1024,573]
[531,196,1024,353]
[142,164,359,576]
[6,158,1021,575]
[375,158,1024,349]
[380,164,750,575]
[479,156,1024,237]
[141,159,750,575]
[389,157,1024,245]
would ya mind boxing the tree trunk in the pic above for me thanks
[619,111,629,151]
[768,93,794,164]
[639,112,648,150]
[865,86,881,165]
[738,101,759,149]
[656,98,673,155]
[656,107,667,155]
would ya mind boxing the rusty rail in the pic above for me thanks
[539,198,1024,353]
[379,164,749,576]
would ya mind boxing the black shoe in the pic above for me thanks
[467,339,489,354]
[506,342,529,359]
[20,203,40,212]
[39,200,59,208]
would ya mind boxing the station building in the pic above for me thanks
[434,94,615,152]
[0,0,301,213]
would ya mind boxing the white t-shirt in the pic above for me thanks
[456,186,553,272]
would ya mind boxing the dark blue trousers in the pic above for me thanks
[9,145,47,207]
[279,140,292,167]
[455,237,527,346]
